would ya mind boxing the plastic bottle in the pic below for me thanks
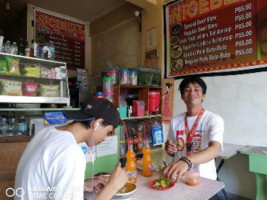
[142,139,153,177]
[125,143,137,183]
[10,42,18,54]
[4,40,11,53]
[48,41,56,60]
[17,116,28,136]
[0,118,8,136]
[18,38,25,55]
[24,41,30,57]
[7,118,16,136]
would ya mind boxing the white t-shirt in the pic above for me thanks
[168,110,224,180]
[15,126,86,200]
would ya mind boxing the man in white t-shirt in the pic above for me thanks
[15,99,128,200]
[164,76,224,182]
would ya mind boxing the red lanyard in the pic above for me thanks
[184,108,205,156]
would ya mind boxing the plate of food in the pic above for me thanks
[170,36,179,45]
[171,45,183,58]
[150,177,175,191]
[171,58,184,71]
[171,23,183,35]
[112,182,137,200]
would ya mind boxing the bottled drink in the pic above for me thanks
[48,41,56,60]
[142,140,153,177]
[24,41,30,57]
[18,38,25,55]
[10,42,18,54]
[0,118,8,136]
[17,116,27,136]
[32,42,38,58]
[7,118,16,136]
[125,143,137,183]
[4,40,11,53]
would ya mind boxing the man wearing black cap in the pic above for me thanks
[15,99,128,200]
[164,76,224,183]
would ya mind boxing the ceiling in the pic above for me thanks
[0,0,126,23]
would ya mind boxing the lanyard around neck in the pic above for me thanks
[184,108,205,155]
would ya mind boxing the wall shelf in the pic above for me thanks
[121,114,161,120]
[0,107,79,112]
[0,136,32,143]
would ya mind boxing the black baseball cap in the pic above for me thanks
[64,99,121,128]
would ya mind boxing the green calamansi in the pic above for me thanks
[153,177,172,188]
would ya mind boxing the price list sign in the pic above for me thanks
[164,0,267,77]
[34,10,86,69]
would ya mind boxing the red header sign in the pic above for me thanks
[35,10,86,69]
[165,0,267,77]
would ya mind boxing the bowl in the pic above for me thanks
[112,182,137,200]
[171,58,184,71]
[171,23,183,35]
[171,45,183,58]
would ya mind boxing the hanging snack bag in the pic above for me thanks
[1,79,22,96]
[152,122,164,146]
[40,84,59,97]
[23,81,39,96]
[6,56,20,76]
[0,59,8,74]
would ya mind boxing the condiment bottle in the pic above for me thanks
[125,141,137,183]
[142,139,153,177]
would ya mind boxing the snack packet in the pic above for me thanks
[6,56,20,76]
[23,81,39,96]
[1,79,22,96]
[40,84,59,97]
[0,59,8,74]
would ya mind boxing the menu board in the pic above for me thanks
[34,9,86,69]
[164,0,267,77]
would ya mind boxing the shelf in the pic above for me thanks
[0,74,64,82]
[0,135,32,143]
[114,84,161,89]
[0,107,79,112]
[0,53,70,106]
[0,52,65,65]
[0,96,70,104]
[121,114,161,120]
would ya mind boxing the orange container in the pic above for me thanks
[185,169,200,186]
[142,141,153,177]
[126,144,137,183]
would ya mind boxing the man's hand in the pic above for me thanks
[84,175,109,193]
[165,139,177,157]
[163,160,189,183]
[108,162,129,192]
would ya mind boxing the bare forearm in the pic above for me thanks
[95,184,117,200]
[187,141,221,165]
